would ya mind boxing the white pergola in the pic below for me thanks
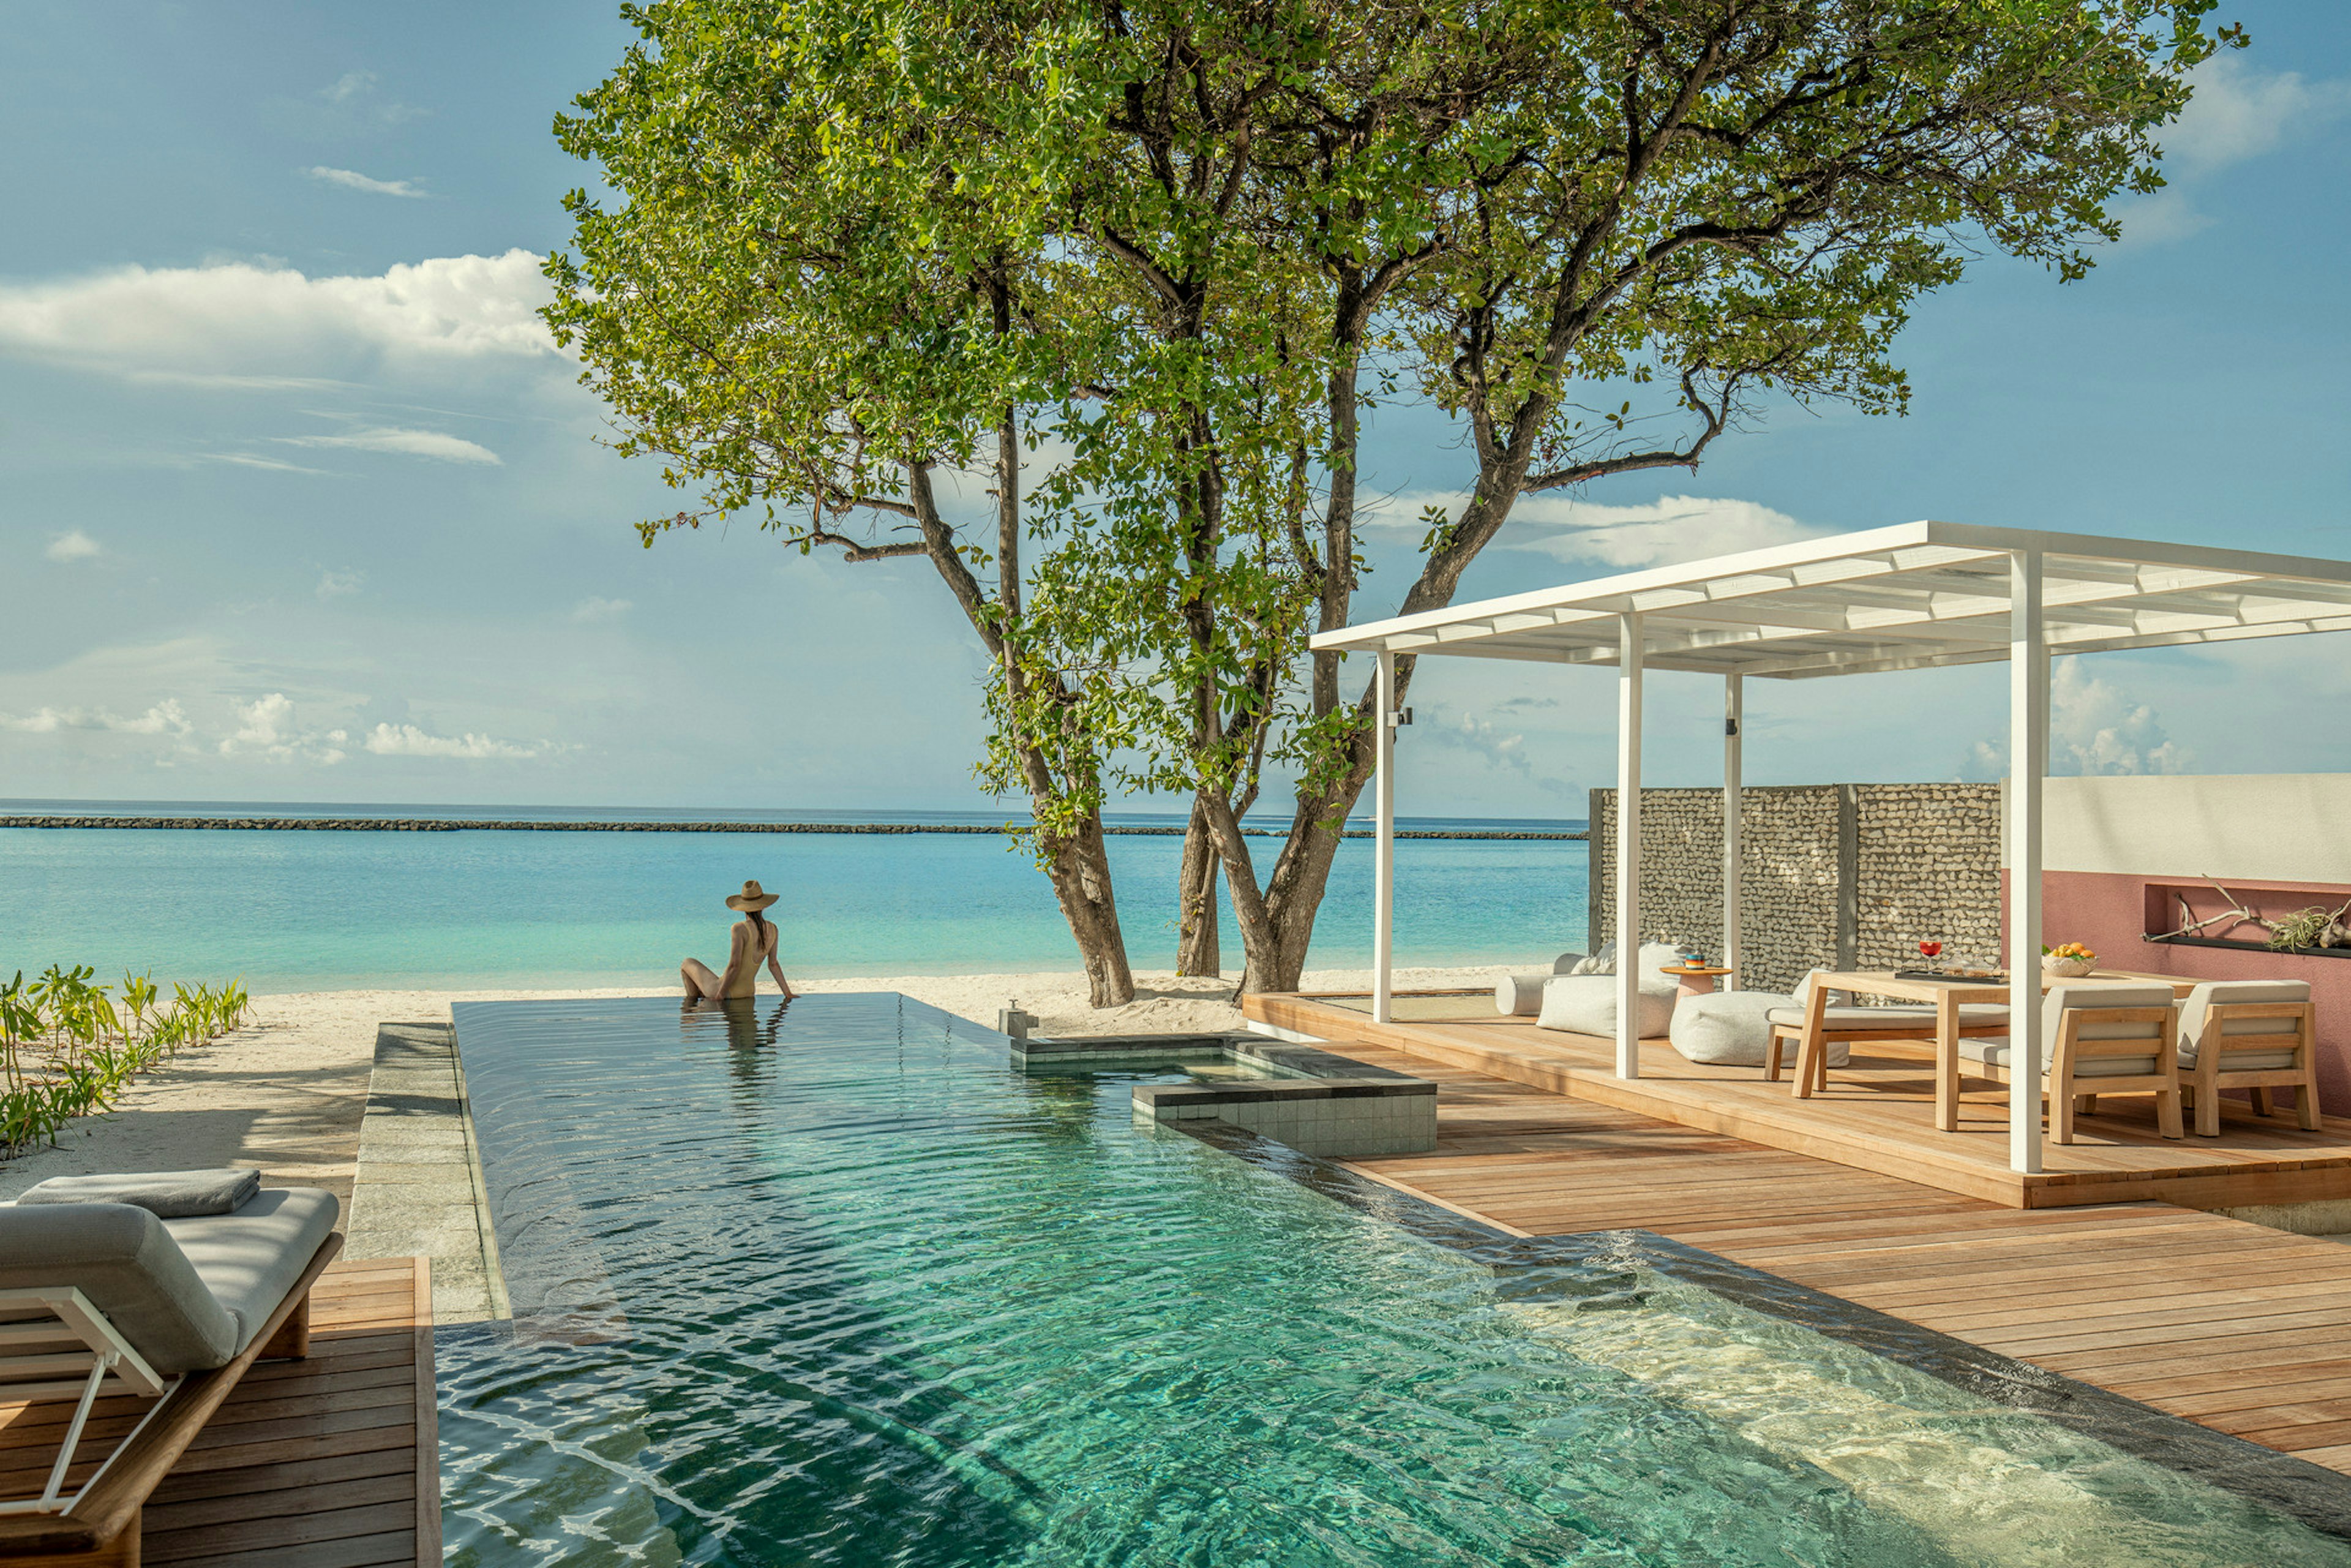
[1317,521,2351,1173]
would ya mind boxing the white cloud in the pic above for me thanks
[571,596,633,622]
[1960,661,2191,779]
[282,426,501,465]
[2050,659,2189,776]
[306,167,428,199]
[317,570,365,599]
[0,251,557,377]
[2,700,192,737]
[209,452,331,475]
[363,722,541,759]
[45,528,102,563]
[2163,54,2351,176]
[2119,56,2351,244]
[317,70,426,125]
[1397,491,1825,570]
[217,692,345,763]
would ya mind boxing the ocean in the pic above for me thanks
[2,802,1589,992]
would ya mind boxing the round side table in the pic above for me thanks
[1660,963,1736,999]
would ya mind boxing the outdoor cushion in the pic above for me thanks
[1538,973,1676,1038]
[1764,1004,2006,1032]
[0,1201,240,1373]
[1497,973,1551,1015]
[164,1187,340,1351]
[1673,990,1850,1068]
[1551,951,1586,974]
[2177,980,2311,1066]
[19,1166,260,1218]
[1566,941,1684,981]
[1960,1037,2163,1078]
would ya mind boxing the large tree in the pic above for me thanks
[549,0,2229,1000]
[1025,0,2232,990]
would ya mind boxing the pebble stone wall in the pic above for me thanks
[1590,784,2002,995]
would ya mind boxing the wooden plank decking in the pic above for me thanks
[1309,1032,2351,1476]
[0,1256,437,1567]
[1250,991,2351,1210]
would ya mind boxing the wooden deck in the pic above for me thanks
[1311,1034,2351,1476]
[0,1256,438,1567]
[1250,991,2351,1210]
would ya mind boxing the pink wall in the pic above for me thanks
[2018,869,2351,1115]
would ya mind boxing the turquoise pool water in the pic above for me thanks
[438,996,2351,1566]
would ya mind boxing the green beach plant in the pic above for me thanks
[0,966,255,1158]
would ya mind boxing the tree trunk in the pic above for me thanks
[1039,813,1135,1008]
[1175,802,1221,976]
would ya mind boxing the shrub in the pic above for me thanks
[0,966,253,1156]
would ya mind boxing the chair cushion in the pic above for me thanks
[1764,1005,2005,1033]
[163,1187,340,1352]
[1550,952,1586,975]
[1539,973,1676,1038]
[0,1201,240,1374]
[2177,1046,2303,1073]
[1674,991,1848,1067]
[2178,980,2311,1065]
[1960,1037,2162,1078]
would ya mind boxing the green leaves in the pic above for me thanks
[1,966,253,1154]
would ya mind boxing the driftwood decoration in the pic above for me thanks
[2147,882,2351,951]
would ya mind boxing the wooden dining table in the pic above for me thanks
[1795,967,2204,1132]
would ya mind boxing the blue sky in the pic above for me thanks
[3,1,2347,816]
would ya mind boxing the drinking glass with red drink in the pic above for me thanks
[1918,940,1943,973]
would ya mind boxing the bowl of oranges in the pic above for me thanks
[2042,942,2098,978]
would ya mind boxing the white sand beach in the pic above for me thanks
[0,966,1502,1201]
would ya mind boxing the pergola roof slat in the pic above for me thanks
[1311,522,2351,677]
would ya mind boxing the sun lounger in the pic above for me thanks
[0,1172,342,1563]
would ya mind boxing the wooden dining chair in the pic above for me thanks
[2175,980,2320,1137]
[1957,983,2183,1142]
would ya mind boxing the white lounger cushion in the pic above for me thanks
[2177,980,2311,1068]
[0,1202,240,1373]
[0,1185,340,1375]
[19,1167,260,1218]
[163,1187,339,1351]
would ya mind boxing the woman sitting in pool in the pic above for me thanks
[681,880,796,1002]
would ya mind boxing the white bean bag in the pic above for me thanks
[1673,990,1854,1068]
[1496,951,1591,1015]
[1537,972,1678,1038]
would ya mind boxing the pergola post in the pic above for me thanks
[1373,649,1395,1025]
[1616,613,1644,1079]
[2008,550,2048,1175]
[1723,672,1743,985]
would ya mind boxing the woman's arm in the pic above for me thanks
[767,947,794,1000]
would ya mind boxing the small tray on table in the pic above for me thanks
[1892,968,2007,985]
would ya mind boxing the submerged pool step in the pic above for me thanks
[1011,1030,1440,1158]
[1133,1077,1439,1158]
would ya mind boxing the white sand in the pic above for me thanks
[0,967,1504,1200]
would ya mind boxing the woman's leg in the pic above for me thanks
[680,958,724,1001]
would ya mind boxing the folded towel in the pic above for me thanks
[17,1168,261,1218]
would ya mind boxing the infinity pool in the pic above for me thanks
[438,996,2351,1566]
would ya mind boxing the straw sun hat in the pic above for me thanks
[726,880,780,912]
